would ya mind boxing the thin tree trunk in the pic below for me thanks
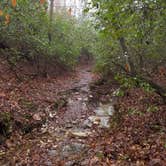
[43,0,55,77]
[48,0,54,43]
[119,37,135,74]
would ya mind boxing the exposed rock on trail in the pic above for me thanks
[1,61,165,165]
[0,64,116,165]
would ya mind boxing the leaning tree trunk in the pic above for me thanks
[129,72,166,103]
[112,60,166,103]
[138,75,166,103]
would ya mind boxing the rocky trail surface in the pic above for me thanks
[0,63,116,166]
[0,60,166,166]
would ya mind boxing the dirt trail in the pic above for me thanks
[55,65,95,125]
[0,63,115,165]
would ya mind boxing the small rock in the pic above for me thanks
[49,112,54,118]
[77,97,82,101]
[95,109,108,116]
[45,106,50,112]
[72,120,77,124]
[83,97,88,102]
[69,130,92,138]
[65,161,76,166]
[5,139,14,148]
[88,116,110,128]
[65,124,73,129]
[82,103,87,110]
[81,115,86,118]
[99,117,110,128]
[82,119,92,128]
[81,86,89,92]
[81,159,89,166]
[107,105,114,116]
[66,120,70,123]
[45,161,52,166]
[33,113,42,121]
[88,116,101,125]
[62,143,86,157]
[68,98,74,104]
[40,140,47,148]
[47,139,52,143]
[95,104,114,116]
[62,145,72,157]
[48,150,57,157]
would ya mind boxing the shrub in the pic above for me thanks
[0,0,96,75]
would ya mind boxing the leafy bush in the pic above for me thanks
[88,0,166,74]
[0,0,95,74]
[114,74,154,93]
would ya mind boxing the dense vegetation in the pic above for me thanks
[87,0,166,102]
[0,0,94,75]
[0,0,166,165]
[0,0,165,76]
[89,0,166,74]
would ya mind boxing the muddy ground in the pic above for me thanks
[0,59,166,166]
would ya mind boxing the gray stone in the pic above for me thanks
[82,119,92,128]
[72,120,77,125]
[45,161,52,166]
[80,159,89,166]
[106,105,115,116]
[65,124,73,129]
[69,129,92,138]
[77,97,82,101]
[65,161,76,166]
[99,117,110,128]
[88,116,101,125]
[33,113,42,121]
[48,150,57,157]
[88,116,110,128]
[95,104,114,116]
[83,97,88,102]
[62,143,86,157]
[95,109,107,116]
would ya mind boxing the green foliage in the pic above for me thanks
[89,0,166,74]
[164,143,166,149]
[114,74,154,93]
[19,98,37,112]
[92,35,118,73]
[146,106,158,113]
[139,82,155,93]
[128,108,144,116]
[0,0,50,63]
[0,0,95,72]
[113,88,125,97]
[0,112,12,137]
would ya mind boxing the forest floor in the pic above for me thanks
[0,59,166,166]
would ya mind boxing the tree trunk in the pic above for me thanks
[48,0,54,43]
[129,72,166,103]
[112,60,166,103]
[119,37,135,74]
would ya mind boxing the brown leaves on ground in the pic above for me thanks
[0,57,166,165]
[89,74,166,165]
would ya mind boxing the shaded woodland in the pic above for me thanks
[0,0,165,165]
